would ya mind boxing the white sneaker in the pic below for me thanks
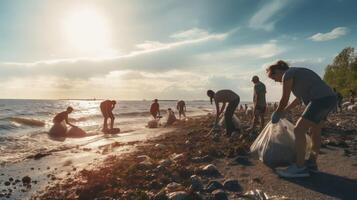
[276,164,310,178]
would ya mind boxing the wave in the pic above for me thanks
[8,117,45,127]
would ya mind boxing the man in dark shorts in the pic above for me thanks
[248,76,267,131]
[150,99,160,119]
[267,60,337,178]
[176,100,186,119]
[100,100,116,132]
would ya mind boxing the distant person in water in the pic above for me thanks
[150,99,161,119]
[176,100,186,119]
[249,76,267,131]
[49,106,76,137]
[52,106,76,127]
[166,108,177,126]
[267,60,337,178]
[100,100,116,132]
[207,89,240,137]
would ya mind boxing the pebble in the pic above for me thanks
[22,176,31,185]
[212,189,228,200]
[223,179,242,192]
[200,164,220,176]
[206,180,224,192]
[190,175,203,191]
[168,191,189,200]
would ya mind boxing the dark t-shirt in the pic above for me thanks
[283,67,335,105]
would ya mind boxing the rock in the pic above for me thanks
[159,159,172,167]
[153,191,169,200]
[155,144,166,149]
[8,178,13,182]
[4,181,10,186]
[165,182,184,193]
[212,189,228,200]
[190,175,203,191]
[168,191,189,200]
[223,179,242,192]
[199,164,220,176]
[171,153,185,161]
[191,155,213,163]
[22,176,31,185]
[206,180,224,192]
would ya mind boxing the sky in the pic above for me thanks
[0,0,356,101]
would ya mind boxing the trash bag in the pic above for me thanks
[250,119,312,168]
[218,114,241,130]
[66,126,86,137]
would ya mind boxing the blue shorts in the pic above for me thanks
[302,95,337,124]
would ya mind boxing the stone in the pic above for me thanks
[168,191,189,200]
[22,176,31,185]
[206,180,224,192]
[212,189,228,200]
[159,159,172,167]
[165,182,184,193]
[190,175,203,191]
[153,191,169,200]
[200,164,220,176]
[223,179,242,192]
[155,144,166,149]
[191,155,213,163]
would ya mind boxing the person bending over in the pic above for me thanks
[267,60,336,178]
[100,100,116,132]
[207,89,240,137]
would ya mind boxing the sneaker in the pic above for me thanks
[305,159,319,173]
[276,164,310,178]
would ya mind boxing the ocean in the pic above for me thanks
[0,99,215,165]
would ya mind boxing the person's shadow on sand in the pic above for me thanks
[284,172,357,200]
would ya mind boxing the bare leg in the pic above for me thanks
[309,121,323,161]
[294,117,315,167]
[259,114,265,131]
[249,114,258,130]
[110,117,115,130]
[103,117,108,131]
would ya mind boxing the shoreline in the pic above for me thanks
[29,109,357,200]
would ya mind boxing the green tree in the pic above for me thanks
[324,47,357,97]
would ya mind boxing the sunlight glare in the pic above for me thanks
[62,8,114,57]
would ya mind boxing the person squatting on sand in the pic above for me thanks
[267,60,337,178]
[176,100,186,119]
[50,106,76,137]
[248,75,267,131]
[165,108,177,126]
[150,99,161,120]
[207,89,240,137]
[100,100,116,133]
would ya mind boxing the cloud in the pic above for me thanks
[249,0,290,31]
[170,28,210,40]
[308,27,349,42]
[197,40,284,61]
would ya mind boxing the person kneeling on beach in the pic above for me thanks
[267,60,337,178]
[150,99,161,119]
[100,100,116,133]
[50,107,76,137]
[207,89,240,137]
[165,108,177,126]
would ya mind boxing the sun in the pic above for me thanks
[61,8,114,57]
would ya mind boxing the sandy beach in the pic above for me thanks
[10,107,354,200]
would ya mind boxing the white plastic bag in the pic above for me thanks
[218,114,241,129]
[250,119,312,168]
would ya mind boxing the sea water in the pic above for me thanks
[0,99,215,165]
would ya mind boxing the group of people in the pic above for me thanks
[150,99,187,126]
[207,60,338,178]
[51,99,187,137]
